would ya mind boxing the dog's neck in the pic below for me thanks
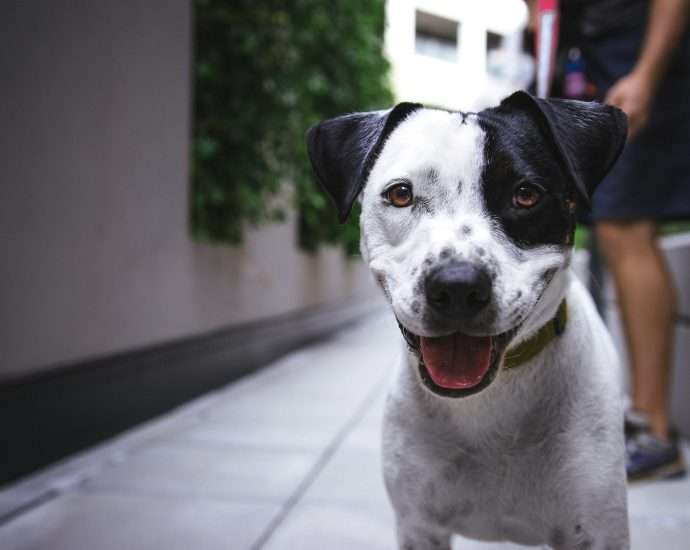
[511,267,571,348]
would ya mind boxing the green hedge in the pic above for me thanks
[191,0,393,254]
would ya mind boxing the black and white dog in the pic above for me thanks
[306,91,629,549]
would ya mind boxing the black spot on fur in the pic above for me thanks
[458,500,474,515]
[414,196,434,215]
[543,267,558,282]
[475,246,485,256]
[423,481,437,501]
[427,167,440,185]
[414,277,426,301]
[461,224,472,235]
[452,450,478,473]
[425,502,457,525]
[397,503,411,519]
[449,446,483,479]
[375,274,391,299]
[592,421,608,442]
[442,463,456,482]
[440,247,453,259]
[411,300,421,314]
[429,536,443,548]
[551,527,566,547]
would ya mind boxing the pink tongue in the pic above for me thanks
[420,333,492,389]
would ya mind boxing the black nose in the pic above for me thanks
[425,260,492,320]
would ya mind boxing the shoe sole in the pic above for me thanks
[628,456,688,483]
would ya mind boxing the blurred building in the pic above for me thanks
[0,0,379,484]
[385,0,533,110]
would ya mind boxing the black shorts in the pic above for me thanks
[581,25,690,222]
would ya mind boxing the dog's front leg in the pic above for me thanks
[396,521,452,550]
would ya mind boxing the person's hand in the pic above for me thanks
[605,71,655,140]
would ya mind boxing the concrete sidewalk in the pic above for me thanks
[1,313,689,549]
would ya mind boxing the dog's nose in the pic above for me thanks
[425,261,492,320]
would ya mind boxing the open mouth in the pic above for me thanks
[398,324,518,398]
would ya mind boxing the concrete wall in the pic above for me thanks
[0,1,377,381]
[384,0,528,110]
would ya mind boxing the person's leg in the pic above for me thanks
[595,220,676,441]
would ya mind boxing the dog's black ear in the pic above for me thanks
[499,91,628,204]
[305,102,422,222]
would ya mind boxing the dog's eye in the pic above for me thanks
[385,183,414,208]
[513,183,543,209]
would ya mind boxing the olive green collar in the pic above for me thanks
[503,300,568,370]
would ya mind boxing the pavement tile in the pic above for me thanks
[82,444,315,501]
[261,501,396,550]
[209,349,395,410]
[3,312,690,550]
[296,384,390,508]
[301,446,389,508]
[204,383,361,425]
[164,381,356,453]
[629,515,690,550]
[167,415,339,453]
[451,538,532,549]
[628,475,690,520]
[0,492,278,550]
[342,398,387,454]
[0,407,206,520]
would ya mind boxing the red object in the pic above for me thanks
[535,0,560,98]
[420,334,492,390]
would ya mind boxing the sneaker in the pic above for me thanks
[624,408,650,439]
[625,410,687,482]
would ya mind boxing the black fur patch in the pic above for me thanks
[474,91,626,248]
[306,102,422,222]
[477,108,577,248]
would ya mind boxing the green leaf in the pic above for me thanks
[191,0,392,251]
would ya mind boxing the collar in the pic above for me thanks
[503,300,568,370]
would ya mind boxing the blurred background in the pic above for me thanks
[1,1,689,549]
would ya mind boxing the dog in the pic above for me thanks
[306,91,630,549]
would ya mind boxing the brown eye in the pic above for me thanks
[513,183,543,208]
[385,183,414,207]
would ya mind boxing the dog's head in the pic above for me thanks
[306,91,627,398]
